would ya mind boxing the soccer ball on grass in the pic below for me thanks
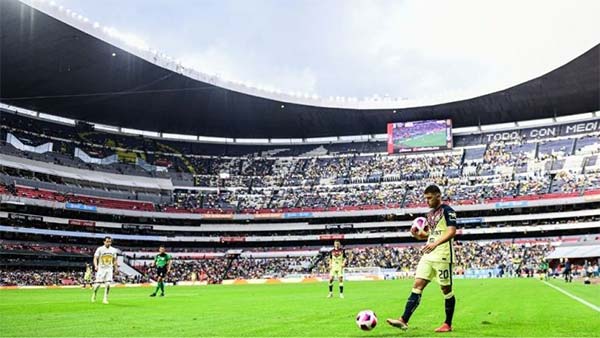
[355,310,377,331]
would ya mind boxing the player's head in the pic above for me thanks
[424,185,442,208]
[334,240,341,249]
[159,245,166,254]
[104,236,112,247]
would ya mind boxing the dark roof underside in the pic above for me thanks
[1,0,599,138]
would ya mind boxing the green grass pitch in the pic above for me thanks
[0,278,598,337]
[396,130,447,148]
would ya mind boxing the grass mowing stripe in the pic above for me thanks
[542,281,600,312]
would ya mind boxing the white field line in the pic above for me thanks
[542,281,600,312]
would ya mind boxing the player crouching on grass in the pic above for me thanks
[150,245,172,297]
[327,240,346,298]
[387,185,458,333]
[92,236,118,304]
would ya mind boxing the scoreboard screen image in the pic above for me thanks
[387,119,453,154]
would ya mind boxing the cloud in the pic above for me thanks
[57,0,600,101]
[179,42,318,94]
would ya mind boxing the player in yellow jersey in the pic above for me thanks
[387,185,458,333]
[82,263,92,288]
[327,240,346,298]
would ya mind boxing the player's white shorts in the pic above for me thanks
[329,267,343,278]
[415,258,452,286]
[95,267,114,283]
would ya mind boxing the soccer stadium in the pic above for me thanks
[0,0,599,337]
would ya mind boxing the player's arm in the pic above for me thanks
[167,256,173,274]
[422,208,457,254]
[113,253,119,275]
[93,248,100,271]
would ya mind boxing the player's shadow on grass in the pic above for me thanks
[347,333,413,337]
[347,325,470,337]
[101,303,139,308]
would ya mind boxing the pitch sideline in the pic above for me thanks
[542,280,599,312]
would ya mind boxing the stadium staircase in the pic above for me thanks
[221,252,242,281]
[118,256,143,279]
[301,146,328,157]
[564,155,586,174]
[399,189,409,208]
[156,143,196,175]
[307,253,326,273]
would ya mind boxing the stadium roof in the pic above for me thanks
[1,0,599,139]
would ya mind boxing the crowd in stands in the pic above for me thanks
[4,185,156,211]
[5,239,599,286]
[313,241,557,276]
[3,110,600,214]
[135,259,230,284]
[0,241,95,255]
[225,257,311,279]
[0,269,85,286]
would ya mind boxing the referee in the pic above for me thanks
[150,246,173,297]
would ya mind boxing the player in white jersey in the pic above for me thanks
[92,236,119,304]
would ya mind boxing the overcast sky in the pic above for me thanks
[53,0,600,100]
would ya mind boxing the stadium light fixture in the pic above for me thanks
[555,112,594,122]
[39,113,76,125]
[162,133,197,141]
[480,122,517,131]
[269,138,293,144]
[453,126,480,134]
[517,118,555,127]
[93,123,119,133]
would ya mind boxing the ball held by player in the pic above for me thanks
[410,216,430,240]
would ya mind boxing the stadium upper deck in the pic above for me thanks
[1,110,600,219]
